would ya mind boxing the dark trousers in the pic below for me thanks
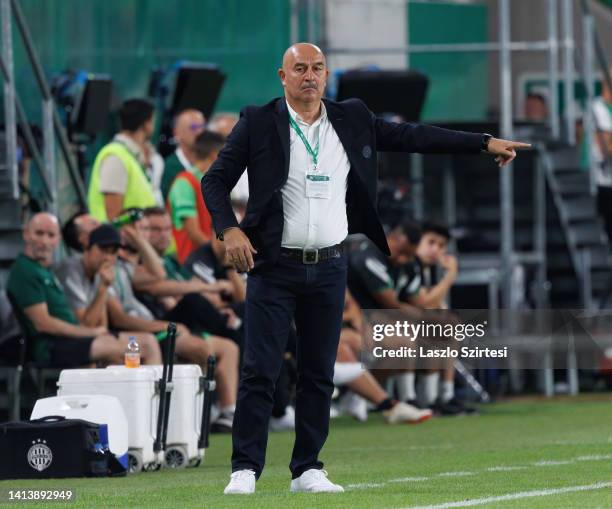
[162,292,243,348]
[231,252,347,479]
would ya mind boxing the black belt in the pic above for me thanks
[279,244,343,264]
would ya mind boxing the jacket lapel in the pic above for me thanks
[274,99,290,181]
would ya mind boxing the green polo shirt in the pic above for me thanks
[168,167,204,230]
[7,254,79,363]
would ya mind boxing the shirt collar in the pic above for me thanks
[114,133,144,161]
[285,100,327,127]
[176,147,193,170]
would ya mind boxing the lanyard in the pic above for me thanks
[289,115,320,167]
[115,140,152,183]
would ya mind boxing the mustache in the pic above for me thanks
[301,82,317,90]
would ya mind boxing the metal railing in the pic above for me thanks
[579,0,612,195]
[299,0,608,309]
[0,0,87,214]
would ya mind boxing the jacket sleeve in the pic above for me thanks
[371,108,483,154]
[201,107,250,236]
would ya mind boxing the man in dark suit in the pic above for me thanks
[202,43,530,495]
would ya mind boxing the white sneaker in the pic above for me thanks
[290,469,344,493]
[339,391,368,422]
[269,406,295,431]
[224,469,256,494]
[330,404,341,419]
[383,401,433,424]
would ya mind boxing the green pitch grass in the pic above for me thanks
[1,396,611,509]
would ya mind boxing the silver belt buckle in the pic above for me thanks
[302,248,319,264]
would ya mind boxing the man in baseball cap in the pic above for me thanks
[55,223,162,365]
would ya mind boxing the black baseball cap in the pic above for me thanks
[88,224,121,249]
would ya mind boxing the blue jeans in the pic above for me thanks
[231,252,348,479]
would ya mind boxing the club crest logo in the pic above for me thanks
[27,439,53,472]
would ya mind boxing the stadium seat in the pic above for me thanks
[0,289,27,420]
[0,290,81,421]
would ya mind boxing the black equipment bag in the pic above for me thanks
[0,416,109,479]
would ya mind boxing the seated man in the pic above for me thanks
[167,131,225,263]
[336,289,432,424]
[142,206,243,342]
[347,222,422,314]
[54,224,162,364]
[347,222,451,413]
[105,214,239,430]
[6,213,158,367]
[400,221,476,415]
[409,222,457,310]
[61,211,101,253]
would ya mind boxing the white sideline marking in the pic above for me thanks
[437,471,474,477]
[533,460,573,466]
[389,477,430,483]
[401,482,612,509]
[485,466,525,472]
[576,454,612,461]
[345,454,612,491]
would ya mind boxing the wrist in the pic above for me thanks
[481,133,493,153]
[218,227,239,241]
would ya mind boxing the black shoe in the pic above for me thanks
[429,400,465,416]
[444,397,479,415]
[405,399,424,409]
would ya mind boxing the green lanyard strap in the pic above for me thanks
[289,115,320,166]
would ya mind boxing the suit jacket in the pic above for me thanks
[201,97,483,265]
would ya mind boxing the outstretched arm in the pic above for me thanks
[372,108,530,163]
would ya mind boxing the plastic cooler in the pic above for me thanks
[30,394,129,469]
[127,364,204,468]
[57,367,161,472]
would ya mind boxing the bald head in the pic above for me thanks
[209,112,239,139]
[26,212,59,232]
[282,43,325,69]
[24,213,60,266]
[279,43,328,108]
[173,109,206,152]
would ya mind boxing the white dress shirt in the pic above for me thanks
[281,101,350,249]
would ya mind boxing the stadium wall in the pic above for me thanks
[14,0,290,116]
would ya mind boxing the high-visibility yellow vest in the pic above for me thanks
[87,141,156,221]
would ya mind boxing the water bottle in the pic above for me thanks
[111,209,143,228]
[124,335,141,368]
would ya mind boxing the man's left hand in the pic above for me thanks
[487,138,532,167]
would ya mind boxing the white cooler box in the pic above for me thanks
[118,364,205,468]
[30,394,129,469]
[57,367,161,473]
